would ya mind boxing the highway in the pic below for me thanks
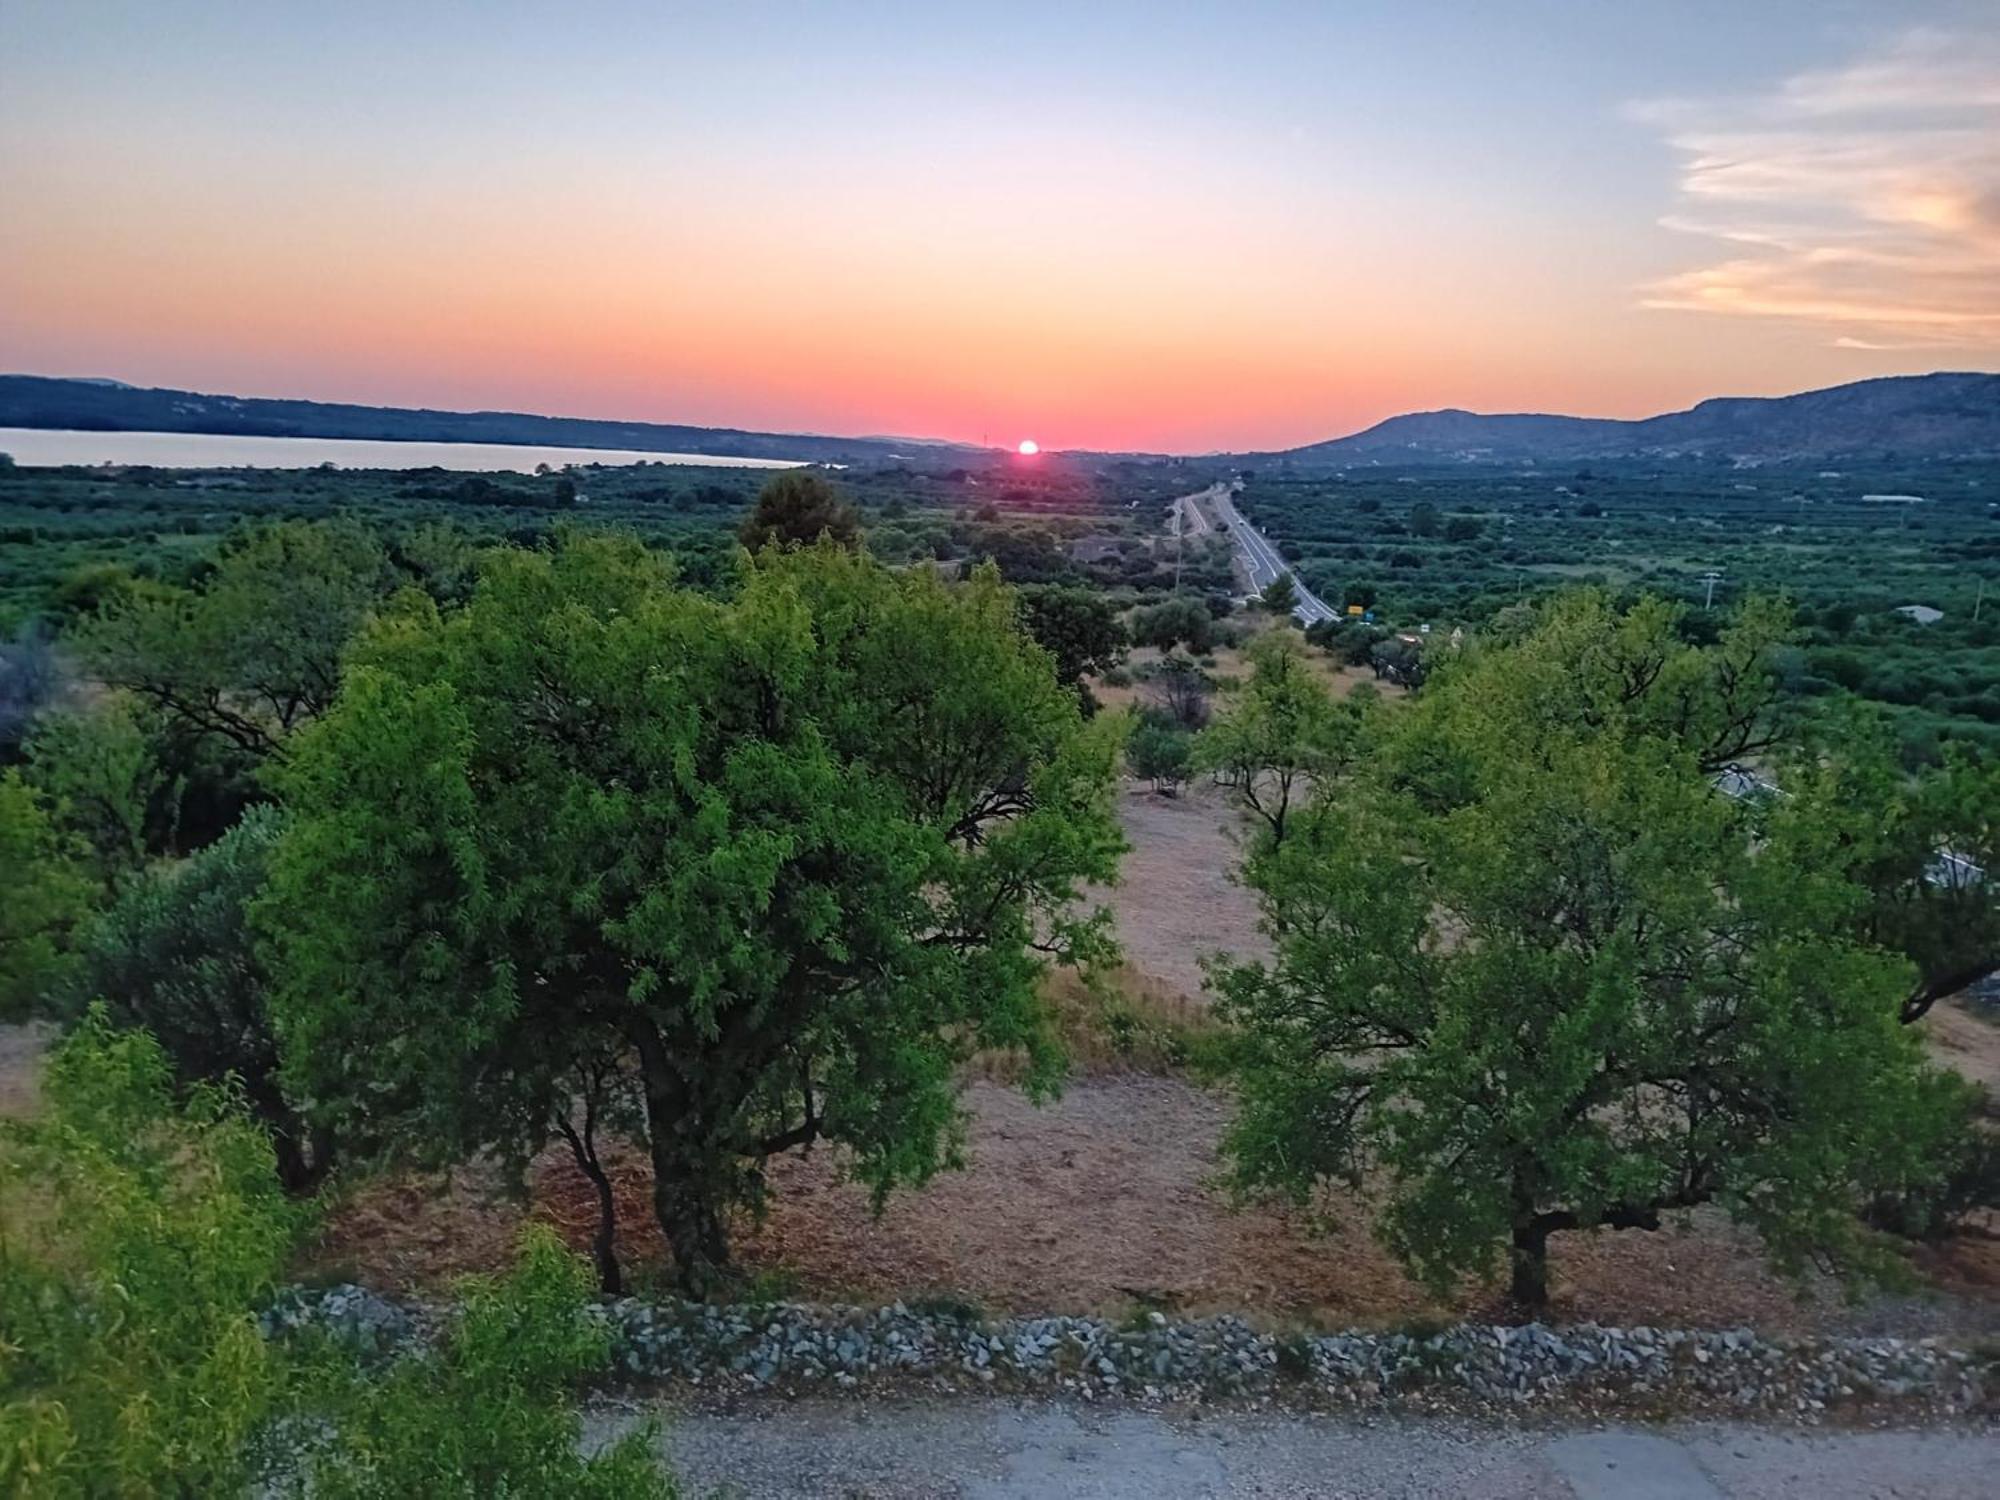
[1199,483,1340,625]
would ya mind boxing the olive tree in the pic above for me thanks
[1791,715,2000,1024]
[260,536,1123,1294]
[1130,597,1213,654]
[1016,585,1127,709]
[1125,716,1192,795]
[1217,590,1963,1308]
[68,806,334,1192]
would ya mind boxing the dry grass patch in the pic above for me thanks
[1088,779,1270,1007]
[325,1074,1999,1338]
[970,964,1232,1084]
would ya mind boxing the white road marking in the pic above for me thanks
[1203,484,1339,624]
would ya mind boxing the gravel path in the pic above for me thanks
[592,1397,1998,1498]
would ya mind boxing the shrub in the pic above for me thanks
[0,1010,298,1496]
[70,806,333,1191]
[1130,597,1213,653]
[0,1013,677,1497]
[1127,716,1193,793]
[284,1228,672,1498]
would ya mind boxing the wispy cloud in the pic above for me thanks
[1635,29,2000,349]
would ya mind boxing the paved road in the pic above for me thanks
[1203,485,1340,625]
[596,1398,1997,1498]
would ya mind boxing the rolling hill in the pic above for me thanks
[1272,373,2000,466]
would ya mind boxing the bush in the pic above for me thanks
[1127,716,1193,793]
[70,806,332,1190]
[0,770,92,1018]
[284,1228,672,1498]
[1130,597,1213,653]
[1865,1080,2000,1242]
[0,1010,299,1496]
[1443,515,1483,543]
[0,1013,677,1497]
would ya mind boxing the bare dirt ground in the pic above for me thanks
[722,1078,2000,1335]
[313,1071,1998,1338]
[1923,996,2000,1108]
[1089,780,1269,1006]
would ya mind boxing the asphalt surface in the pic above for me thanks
[1200,485,1340,625]
[592,1397,1997,1498]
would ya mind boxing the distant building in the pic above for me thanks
[1893,604,1944,625]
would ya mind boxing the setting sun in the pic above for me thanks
[1017,439,1039,456]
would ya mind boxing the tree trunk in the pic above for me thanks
[1508,1220,1551,1311]
[579,1153,624,1297]
[651,1156,732,1299]
[268,1113,335,1196]
[555,1114,624,1297]
[630,1026,738,1298]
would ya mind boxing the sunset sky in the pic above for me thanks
[3,2,1996,453]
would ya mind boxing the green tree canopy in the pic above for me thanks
[1785,708,2000,1023]
[22,695,174,886]
[77,518,395,762]
[736,470,859,552]
[1016,585,1128,707]
[1217,590,1967,1308]
[1259,573,1299,616]
[0,1010,297,1495]
[1194,634,1373,846]
[260,536,1124,1294]
[1126,715,1192,795]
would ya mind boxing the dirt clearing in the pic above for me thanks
[1090,780,1268,1006]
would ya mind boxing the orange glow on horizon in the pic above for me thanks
[1017,439,1039,455]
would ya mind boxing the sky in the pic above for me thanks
[2,1,1996,453]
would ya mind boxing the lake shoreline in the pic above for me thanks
[0,427,811,474]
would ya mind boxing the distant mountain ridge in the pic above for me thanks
[0,375,985,465]
[1276,373,2000,465]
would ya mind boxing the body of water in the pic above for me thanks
[0,427,808,473]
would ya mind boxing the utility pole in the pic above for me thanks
[1700,570,1724,610]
